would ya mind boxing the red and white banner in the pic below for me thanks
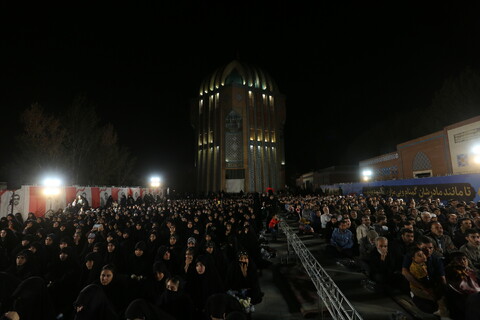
[0,185,163,220]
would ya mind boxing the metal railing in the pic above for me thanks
[279,221,363,320]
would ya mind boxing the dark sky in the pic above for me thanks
[1,2,480,190]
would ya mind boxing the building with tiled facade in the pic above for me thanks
[190,60,286,193]
[295,115,480,189]
[359,115,480,181]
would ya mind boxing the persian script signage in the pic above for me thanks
[362,183,475,202]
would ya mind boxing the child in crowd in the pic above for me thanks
[408,248,434,301]
[268,215,281,242]
[408,247,449,317]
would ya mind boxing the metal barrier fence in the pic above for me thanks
[279,220,363,320]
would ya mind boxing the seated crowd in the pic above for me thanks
[280,194,480,320]
[0,192,278,320]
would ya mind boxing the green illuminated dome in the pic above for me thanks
[199,60,278,95]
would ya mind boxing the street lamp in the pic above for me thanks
[150,176,161,188]
[471,145,480,164]
[149,176,163,204]
[43,177,62,211]
[362,169,373,182]
[43,178,62,196]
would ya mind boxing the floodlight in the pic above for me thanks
[150,176,161,188]
[361,169,373,182]
[43,177,62,196]
[472,145,480,155]
[362,170,372,177]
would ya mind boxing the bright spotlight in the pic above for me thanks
[150,176,161,188]
[472,145,480,155]
[361,169,373,182]
[43,177,62,196]
[44,178,61,187]
[362,170,372,177]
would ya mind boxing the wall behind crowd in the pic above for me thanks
[0,185,164,220]
[322,173,480,203]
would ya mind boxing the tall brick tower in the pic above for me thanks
[191,60,286,193]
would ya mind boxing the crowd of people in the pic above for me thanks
[5,188,480,320]
[0,192,282,320]
[280,193,480,320]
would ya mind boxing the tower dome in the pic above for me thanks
[199,60,278,95]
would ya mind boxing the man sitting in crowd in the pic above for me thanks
[327,220,354,259]
[460,228,480,272]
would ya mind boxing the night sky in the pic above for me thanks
[1,3,480,190]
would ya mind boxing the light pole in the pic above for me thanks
[9,190,17,216]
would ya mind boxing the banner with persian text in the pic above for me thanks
[321,173,480,203]
[362,183,475,202]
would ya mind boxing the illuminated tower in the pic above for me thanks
[191,60,286,193]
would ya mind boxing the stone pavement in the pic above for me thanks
[251,224,322,319]
[250,214,441,320]
[253,260,306,320]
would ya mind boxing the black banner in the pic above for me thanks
[362,183,476,202]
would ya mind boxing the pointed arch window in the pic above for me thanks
[413,152,432,171]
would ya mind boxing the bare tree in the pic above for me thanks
[12,103,67,183]
[90,123,137,185]
[62,95,101,185]
[7,96,137,186]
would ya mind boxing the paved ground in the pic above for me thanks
[251,213,441,320]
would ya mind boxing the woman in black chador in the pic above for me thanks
[11,276,56,320]
[155,245,181,276]
[157,275,195,320]
[72,283,117,320]
[125,298,175,320]
[6,249,38,281]
[186,254,225,319]
[142,261,170,303]
[94,264,129,318]
[225,251,263,305]
[44,246,81,319]
[78,252,103,291]
[0,272,20,314]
